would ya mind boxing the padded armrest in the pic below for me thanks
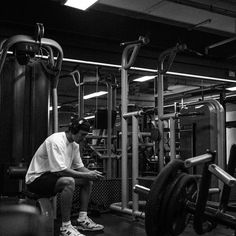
[7,166,27,179]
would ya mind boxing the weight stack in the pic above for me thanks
[0,57,50,195]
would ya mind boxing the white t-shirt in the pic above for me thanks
[25,132,84,184]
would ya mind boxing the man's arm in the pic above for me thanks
[55,168,104,180]
[76,166,90,172]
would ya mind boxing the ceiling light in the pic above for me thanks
[84,115,95,120]
[133,75,156,82]
[226,86,236,91]
[64,0,98,10]
[49,105,61,111]
[84,91,108,100]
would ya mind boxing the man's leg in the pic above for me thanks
[75,179,104,231]
[55,177,85,236]
[55,177,75,222]
[28,174,84,235]
[76,179,93,212]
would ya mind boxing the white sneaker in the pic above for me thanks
[76,216,104,231]
[60,224,85,236]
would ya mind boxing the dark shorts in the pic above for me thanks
[26,172,60,197]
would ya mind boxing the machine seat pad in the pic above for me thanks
[23,190,53,200]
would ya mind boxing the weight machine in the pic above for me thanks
[110,36,149,216]
[0,23,63,236]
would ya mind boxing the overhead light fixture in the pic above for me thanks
[64,0,98,10]
[84,115,95,120]
[132,70,236,83]
[226,86,236,91]
[84,91,108,100]
[133,75,156,82]
[49,105,61,111]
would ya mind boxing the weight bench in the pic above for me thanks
[7,166,55,236]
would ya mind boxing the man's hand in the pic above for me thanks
[86,170,104,180]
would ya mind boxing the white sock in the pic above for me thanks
[78,211,87,219]
[62,221,71,228]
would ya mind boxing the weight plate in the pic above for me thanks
[160,172,187,223]
[165,174,198,236]
[145,159,186,236]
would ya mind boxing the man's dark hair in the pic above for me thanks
[69,117,90,134]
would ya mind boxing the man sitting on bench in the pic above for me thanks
[25,117,104,236]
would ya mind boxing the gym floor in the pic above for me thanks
[54,211,235,236]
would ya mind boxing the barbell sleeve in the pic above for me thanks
[123,110,144,118]
[184,153,213,168]
[159,113,177,120]
[208,164,236,187]
[133,184,150,195]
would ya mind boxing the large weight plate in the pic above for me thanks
[165,174,198,236]
[145,159,186,236]
[159,172,187,222]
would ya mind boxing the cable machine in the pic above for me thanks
[0,23,63,195]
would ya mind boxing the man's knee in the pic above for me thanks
[83,180,93,191]
[76,179,93,188]
[88,180,93,188]
[55,177,75,192]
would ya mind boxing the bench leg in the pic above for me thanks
[36,198,54,236]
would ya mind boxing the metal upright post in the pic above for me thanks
[169,117,176,161]
[132,115,139,213]
[80,85,84,118]
[112,79,117,178]
[156,43,187,170]
[107,83,112,179]
[121,57,129,209]
[158,63,164,170]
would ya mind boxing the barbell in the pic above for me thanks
[134,151,236,236]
